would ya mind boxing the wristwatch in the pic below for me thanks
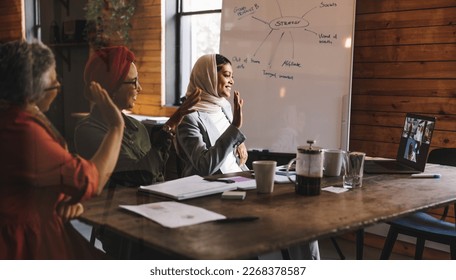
[162,124,176,137]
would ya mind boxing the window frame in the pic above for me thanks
[165,1,221,106]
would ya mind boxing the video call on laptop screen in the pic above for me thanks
[397,113,436,168]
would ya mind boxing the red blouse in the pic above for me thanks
[0,105,102,259]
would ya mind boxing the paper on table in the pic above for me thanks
[322,186,349,193]
[224,176,256,190]
[119,201,226,228]
[274,174,295,183]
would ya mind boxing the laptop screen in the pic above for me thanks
[396,113,436,171]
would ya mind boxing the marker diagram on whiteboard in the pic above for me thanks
[224,1,350,77]
[251,2,339,70]
[220,0,355,152]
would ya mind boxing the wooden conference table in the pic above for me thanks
[79,164,456,259]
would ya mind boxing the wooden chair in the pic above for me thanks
[380,148,456,259]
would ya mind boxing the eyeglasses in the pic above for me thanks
[44,79,61,92]
[44,85,61,92]
[122,77,139,90]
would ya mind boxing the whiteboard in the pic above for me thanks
[220,0,356,153]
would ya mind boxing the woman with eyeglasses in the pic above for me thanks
[0,40,124,259]
[74,46,200,259]
[75,46,200,188]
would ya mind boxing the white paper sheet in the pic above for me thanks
[224,176,256,190]
[322,186,349,194]
[119,201,226,228]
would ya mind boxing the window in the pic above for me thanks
[165,0,222,105]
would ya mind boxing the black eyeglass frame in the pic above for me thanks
[122,77,139,90]
[44,85,61,92]
[44,76,62,92]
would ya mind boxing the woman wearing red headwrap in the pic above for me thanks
[75,46,200,187]
[74,46,200,259]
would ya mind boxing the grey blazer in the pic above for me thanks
[176,105,246,177]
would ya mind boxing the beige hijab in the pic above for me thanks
[185,54,230,113]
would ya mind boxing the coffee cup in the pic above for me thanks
[253,160,277,193]
[323,149,345,177]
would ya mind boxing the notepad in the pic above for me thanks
[139,175,238,200]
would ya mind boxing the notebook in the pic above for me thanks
[363,113,436,174]
[138,175,253,200]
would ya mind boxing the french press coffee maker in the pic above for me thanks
[286,140,324,195]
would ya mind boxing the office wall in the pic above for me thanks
[2,1,455,152]
[0,0,24,42]
[350,0,456,158]
[129,0,176,116]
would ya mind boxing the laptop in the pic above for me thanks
[363,113,436,174]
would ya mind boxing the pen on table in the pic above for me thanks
[215,216,259,223]
[204,178,235,184]
[410,173,441,179]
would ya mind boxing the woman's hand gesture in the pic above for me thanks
[166,87,202,131]
[232,91,243,128]
[87,81,124,129]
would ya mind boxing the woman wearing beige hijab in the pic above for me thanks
[176,53,320,260]
[176,54,248,177]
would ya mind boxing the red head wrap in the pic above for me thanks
[83,46,135,96]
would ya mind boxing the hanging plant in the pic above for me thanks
[85,0,136,49]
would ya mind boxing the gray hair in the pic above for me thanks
[0,40,33,104]
[0,40,56,105]
[30,41,56,103]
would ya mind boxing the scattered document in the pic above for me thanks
[120,201,226,228]
[274,174,294,184]
[322,186,349,194]
[139,175,238,200]
[224,176,256,190]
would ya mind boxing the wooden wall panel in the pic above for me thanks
[0,0,24,42]
[356,0,456,13]
[351,0,456,158]
[129,0,177,115]
[356,7,456,29]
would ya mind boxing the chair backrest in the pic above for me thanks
[427,148,456,167]
[427,148,456,222]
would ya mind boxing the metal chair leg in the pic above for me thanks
[356,229,364,260]
[450,242,456,260]
[414,238,425,259]
[281,249,291,260]
[330,237,345,260]
[380,229,398,259]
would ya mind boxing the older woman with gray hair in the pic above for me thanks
[0,40,124,259]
